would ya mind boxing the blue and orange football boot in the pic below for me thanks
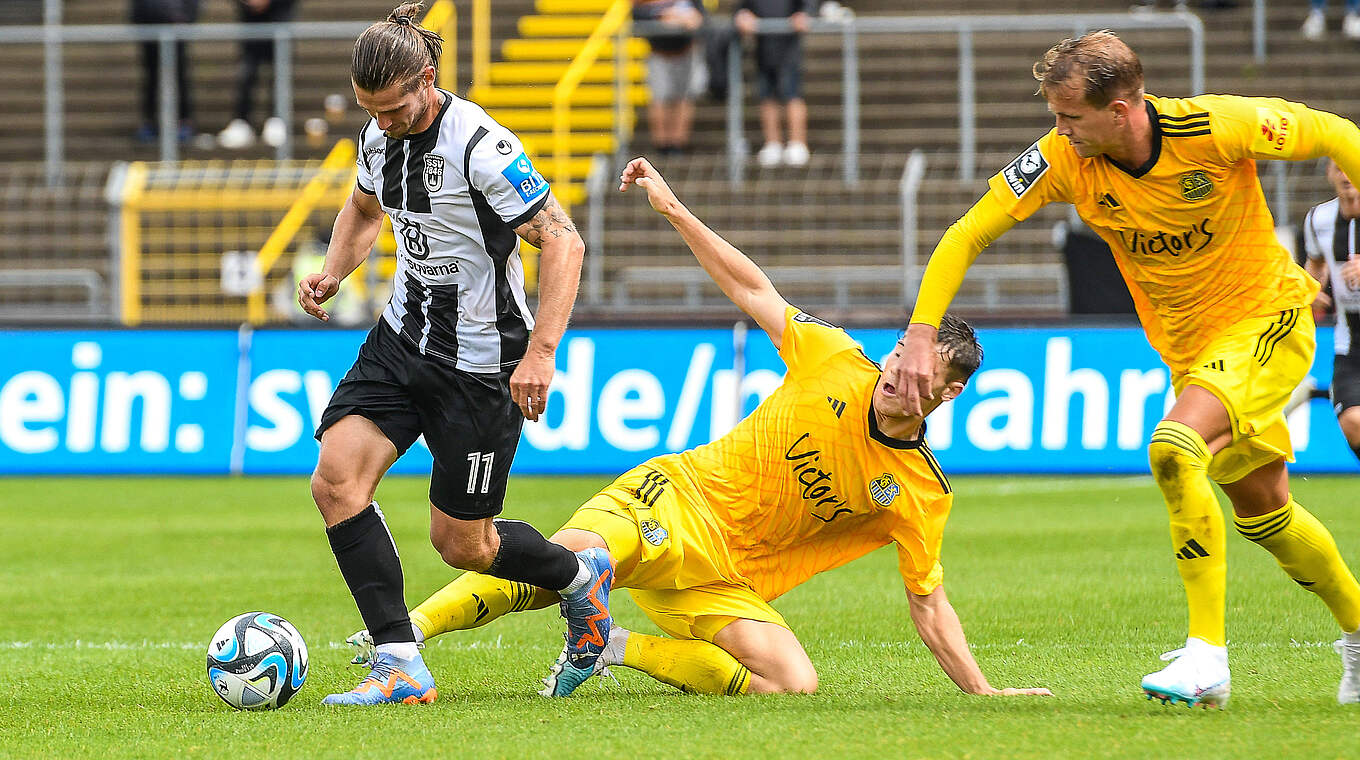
[321,651,437,705]
[543,547,614,697]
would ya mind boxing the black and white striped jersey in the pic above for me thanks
[356,89,550,373]
[1303,197,1360,357]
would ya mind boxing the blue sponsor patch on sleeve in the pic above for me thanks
[501,153,549,203]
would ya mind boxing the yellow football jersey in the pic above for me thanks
[990,94,1322,372]
[645,307,955,600]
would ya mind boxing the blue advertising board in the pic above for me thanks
[0,330,239,473]
[1,325,1355,475]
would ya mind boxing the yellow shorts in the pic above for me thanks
[1174,307,1315,484]
[560,462,789,643]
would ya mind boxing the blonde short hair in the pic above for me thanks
[1033,30,1144,107]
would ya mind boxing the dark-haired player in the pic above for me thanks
[1302,160,1360,467]
[298,3,611,705]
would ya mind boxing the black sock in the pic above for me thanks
[326,503,413,645]
[1352,445,1360,464]
[486,518,578,590]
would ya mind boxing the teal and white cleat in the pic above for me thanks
[321,651,438,705]
[540,626,626,698]
[345,629,377,666]
[559,548,615,674]
[344,627,424,666]
[1140,638,1230,709]
[1337,636,1360,705]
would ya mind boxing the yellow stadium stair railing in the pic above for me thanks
[472,0,646,209]
[422,0,459,91]
[222,1,464,326]
[246,140,357,325]
[116,151,358,326]
[474,0,645,283]
[238,0,643,318]
[552,0,634,214]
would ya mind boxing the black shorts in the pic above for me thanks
[755,34,803,102]
[316,324,522,520]
[1332,352,1360,416]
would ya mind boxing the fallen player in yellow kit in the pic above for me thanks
[346,157,1052,699]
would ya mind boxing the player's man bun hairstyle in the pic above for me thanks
[1033,30,1144,107]
[936,314,983,383]
[352,2,444,93]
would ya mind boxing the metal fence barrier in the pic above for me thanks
[0,16,373,185]
[635,12,1204,186]
[0,269,104,322]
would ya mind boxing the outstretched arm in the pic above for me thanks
[1264,104,1360,190]
[620,157,792,347]
[898,190,1016,414]
[907,584,1051,696]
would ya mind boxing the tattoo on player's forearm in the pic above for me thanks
[518,197,578,247]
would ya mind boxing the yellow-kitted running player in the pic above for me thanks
[345,158,1052,700]
[896,30,1360,709]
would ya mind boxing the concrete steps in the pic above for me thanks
[7,0,1360,320]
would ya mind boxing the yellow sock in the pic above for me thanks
[1235,499,1360,633]
[622,632,750,695]
[409,571,557,640]
[1148,420,1227,647]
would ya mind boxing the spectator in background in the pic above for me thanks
[734,0,815,168]
[634,0,707,158]
[1303,0,1360,40]
[1301,160,1360,465]
[218,0,299,149]
[130,0,200,144]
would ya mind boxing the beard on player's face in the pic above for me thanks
[356,79,433,138]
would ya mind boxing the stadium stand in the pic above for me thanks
[605,0,1360,320]
[0,1,1357,324]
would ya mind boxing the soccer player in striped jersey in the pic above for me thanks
[896,30,1360,707]
[1302,160,1360,468]
[298,4,613,705]
[349,158,1052,700]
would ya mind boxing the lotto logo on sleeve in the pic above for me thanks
[1002,142,1049,197]
[1252,106,1296,155]
[501,153,549,203]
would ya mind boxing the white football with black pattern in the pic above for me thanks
[206,612,308,710]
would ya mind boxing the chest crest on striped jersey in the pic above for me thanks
[423,154,445,193]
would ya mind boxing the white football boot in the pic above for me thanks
[1336,633,1360,705]
[1140,637,1231,709]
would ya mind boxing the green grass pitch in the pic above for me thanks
[2,474,1357,758]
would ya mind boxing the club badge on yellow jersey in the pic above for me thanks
[868,473,901,507]
[640,518,668,546]
[1178,170,1213,201]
